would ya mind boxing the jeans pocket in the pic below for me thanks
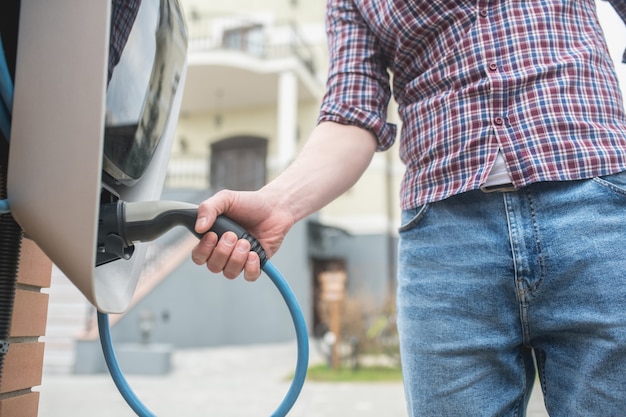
[398,204,429,233]
[592,170,626,198]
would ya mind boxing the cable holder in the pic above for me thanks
[0,340,9,354]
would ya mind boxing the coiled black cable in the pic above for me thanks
[0,147,21,382]
[0,13,21,382]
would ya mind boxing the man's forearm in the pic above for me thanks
[261,121,378,224]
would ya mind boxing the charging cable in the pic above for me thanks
[1,33,13,213]
[0,200,8,214]
[97,200,309,416]
[0,33,13,142]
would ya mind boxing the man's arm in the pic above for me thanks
[192,121,378,280]
[264,121,378,224]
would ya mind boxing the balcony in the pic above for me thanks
[179,12,324,115]
[187,12,317,73]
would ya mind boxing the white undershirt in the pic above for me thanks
[482,151,512,188]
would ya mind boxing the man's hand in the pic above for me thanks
[191,189,294,281]
[191,121,377,282]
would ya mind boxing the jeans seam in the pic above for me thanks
[505,191,537,348]
[504,194,527,347]
[592,176,626,196]
[398,204,430,233]
[527,190,546,292]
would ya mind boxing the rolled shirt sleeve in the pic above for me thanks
[318,0,397,151]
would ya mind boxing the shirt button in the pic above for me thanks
[489,63,498,71]
[479,10,488,17]
[494,117,504,126]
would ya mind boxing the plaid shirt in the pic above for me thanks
[319,0,626,208]
[108,0,142,84]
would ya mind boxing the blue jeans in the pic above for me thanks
[397,174,626,417]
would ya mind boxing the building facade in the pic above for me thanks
[153,0,404,343]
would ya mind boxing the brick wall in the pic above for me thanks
[0,238,52,417]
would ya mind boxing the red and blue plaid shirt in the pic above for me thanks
[318,0,626,208]
[108,0,141,84]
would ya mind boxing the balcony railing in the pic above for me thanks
[185,12,317,75]
[165,156,209,189]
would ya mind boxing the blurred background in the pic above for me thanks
[37,1,625,416]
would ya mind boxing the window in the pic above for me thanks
[222,24,264,57]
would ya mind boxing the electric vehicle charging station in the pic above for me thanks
[8,0,187,314]
[3,1,308,415]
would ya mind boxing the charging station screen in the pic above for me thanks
[103,0,187,185]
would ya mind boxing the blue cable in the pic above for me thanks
[262,261,309,416]
[0,106,10,143]
[0,200,9,214]
[0,35,13,110]
[98,312,156,417]
[0,34,13,142]
[98,260,309,417]
[0,35,12,211]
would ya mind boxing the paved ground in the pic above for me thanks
[37,342,549,417]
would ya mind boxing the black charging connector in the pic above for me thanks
[96,200,267,267]
[97,201,133,266]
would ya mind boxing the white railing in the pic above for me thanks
[165,156,209,189]
[186,13,317,75]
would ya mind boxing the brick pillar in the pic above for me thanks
[0,238,52,417]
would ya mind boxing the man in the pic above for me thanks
[192,1,626,415]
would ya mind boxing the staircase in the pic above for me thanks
[43,232,198,374]
[42,266,94,374]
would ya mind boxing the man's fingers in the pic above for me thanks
[191,206,263,281]
[191,231,218,265]
[243,252,262,282]
[222,239,251,279]
[204,231,237,275]
[195,215,210,234]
